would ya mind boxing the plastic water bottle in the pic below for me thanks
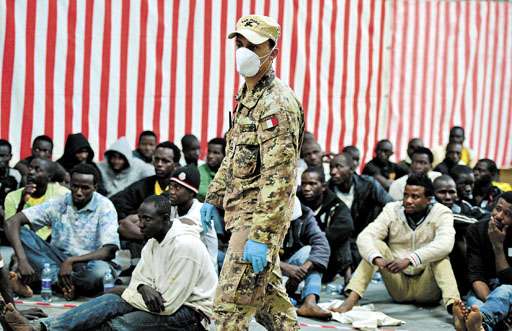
[103,269,115,293]
[41,263,52,302]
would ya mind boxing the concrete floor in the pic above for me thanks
[3,280,454,331]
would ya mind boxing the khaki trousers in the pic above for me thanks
[346,240,460,307]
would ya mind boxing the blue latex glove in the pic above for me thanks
[200,203,221,234]
[243,240,268,273]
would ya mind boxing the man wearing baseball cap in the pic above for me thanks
[201,14,304,330]
[168,165,218,269]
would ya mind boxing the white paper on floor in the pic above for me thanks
[318,300,405,331]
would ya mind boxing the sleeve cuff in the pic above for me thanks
[408,253,422,267]
[368,253,383,265]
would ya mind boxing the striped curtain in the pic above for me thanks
[1,0,511,168]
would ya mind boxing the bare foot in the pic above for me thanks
[329,303,353,313]
[453,299,467,331]
[8,273,33,298]
[1,303,39,331]
[329,292,359,313]
[466,305,485,331]
[297,301,332,320]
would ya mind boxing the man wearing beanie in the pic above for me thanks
[201,14,304,331]
[169,166,218,270]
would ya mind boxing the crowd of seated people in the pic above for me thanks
[0,125,511,330]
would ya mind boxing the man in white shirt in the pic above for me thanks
[389,147,442,201]
[168,165,218,268]
[1,195,217,331]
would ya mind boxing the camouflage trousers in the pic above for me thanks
[214,228,299,331]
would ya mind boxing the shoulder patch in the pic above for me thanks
[261,115,279,130]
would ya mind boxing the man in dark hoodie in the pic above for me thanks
[111,142,181,258]
[56,133,106,195]
[328,153,393,272]
[280,198,331,320]
[98,137,154,196]
[298,167,353,284]
[434,142,463,175]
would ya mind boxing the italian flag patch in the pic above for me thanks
[262,116,279,130]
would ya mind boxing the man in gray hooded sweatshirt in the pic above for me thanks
[98,137,154,197]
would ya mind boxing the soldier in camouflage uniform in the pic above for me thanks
[201,15,304,331]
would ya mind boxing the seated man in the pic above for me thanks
[168,165,218,268]
[434,174,488,221]
[332,174,460,314]
[300,141,330,182]
[297,167,353,284]
[342,145,361,171]
[473,159,505,211]
[433,175,482,296]
[111,141,180,257]
[454,192,512,331]
[433,126,475,167]
[280,198,331,320]
[434,142,463,175]
[451,165,477,206]
[4,158,69,240]
[328,153,392,272]
[389,147,442,201]
[198,138,226,202]
[5,164,120,300]
[98,137,154,196]
[398,138,424,174]
[0,140,22,202]
[1,195,217,331]
[14,135,53,182]
[362,139,408,190]
[132,130,158,164]
[181,134,201,166]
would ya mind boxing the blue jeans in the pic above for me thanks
[286,246,322,302]
[466,279,512,331]
[41,293,206,331]
[19,227,117,293]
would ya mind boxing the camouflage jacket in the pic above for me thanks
[205,69,304,246]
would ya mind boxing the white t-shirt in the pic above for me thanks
[334,185,355,209]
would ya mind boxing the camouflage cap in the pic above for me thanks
[228,15,280,45]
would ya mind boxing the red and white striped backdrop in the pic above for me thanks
[1,0,511,168]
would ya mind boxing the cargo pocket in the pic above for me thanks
[232,132,260,179]
[218,252,270,306]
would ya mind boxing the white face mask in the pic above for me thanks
[235,47,274,78]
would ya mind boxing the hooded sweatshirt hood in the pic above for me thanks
[104,137,133,167]
[57,133,95,171]
[98,137,155,196]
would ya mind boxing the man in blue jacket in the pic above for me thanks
[280,199,331,320]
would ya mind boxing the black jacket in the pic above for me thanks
[110,176,158,220]
[298,189,353,245]
[328,174,393,236]
[466,218,512,285]
[434,159,457,175]
[282,205,330,272]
